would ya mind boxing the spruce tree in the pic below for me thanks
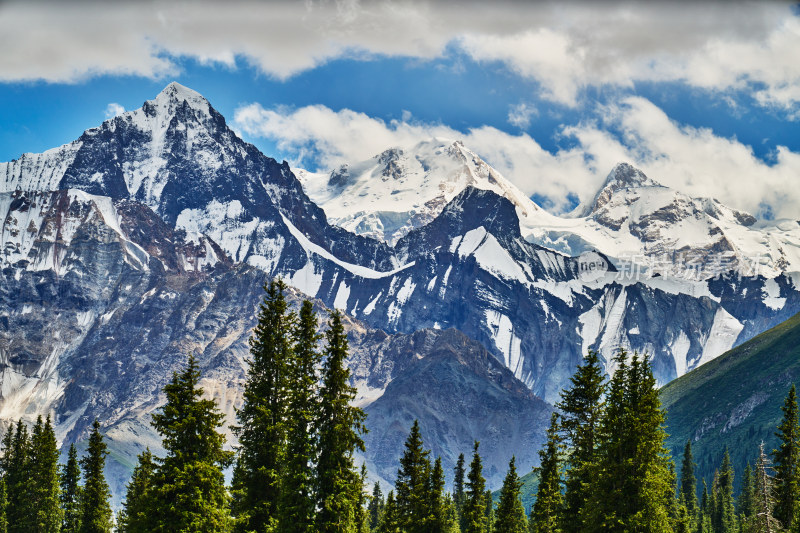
[556,350,605,533]
[495,456,527,533]
[378,491,400,533]
[712,449,736,533]
[357,464,371,533]
[462,442,487,533]
[117,448,155,533]
[454,453,466,512]
[232,280,295,532]
[315,310,367,533]
[61,443,83,533]
[149,354,233,532]
[680,439,698,519]
[368,482,385,531]
[6,420,33,531]
[78,419,113,533]
[737,463,755,527]
[396,420,432,532]
[427,457,448,532]
[485,490,495,533]
[584,350,674,532]
[29,415,62,532]
[0,479,7,533]
[530,413,563,533]
[283,300,322,533]
[699,480,713,533]
[772,384,800,530]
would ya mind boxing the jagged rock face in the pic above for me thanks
[3,83,800,504]
[0,191,550,501]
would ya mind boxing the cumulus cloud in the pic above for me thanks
[104,103,125,118]
[235,98,800,219]
[1,1,798,112]
[507,102,538,129]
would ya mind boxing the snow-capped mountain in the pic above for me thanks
[3,82,800,499]
[296,139,544,245]
[300,146,800,280]
[528,162,800,280]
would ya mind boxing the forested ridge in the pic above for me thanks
[0,282,798,533]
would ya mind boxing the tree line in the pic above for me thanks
[1,280,800,532]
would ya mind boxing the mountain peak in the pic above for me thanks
[144,81,211,118]
[580,162,662,216]
[603,162,660,190]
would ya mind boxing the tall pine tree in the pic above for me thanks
[368,482,384,530]
[78,419,113,533]
[679,439,698,520]
[495,456,527,533]
[232,280,295,532]
[117,448,155,533]
[462,441,487,533]
[712,449,736,533]
[283,299,322,533]
[29,415,62,532]
[148,354,233,532]
[584,350,674,532]
[60,443,82,533]
[530,413,563,533]
[315,310,367,533]
[772,384,800,530]
[6,420,33,531]
[395,420,432,532]
[556,349,605,533]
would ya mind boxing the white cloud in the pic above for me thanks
[1,1,798,113]
[235,98,800,219]
[507,102,538,129]
[104,103,125,118]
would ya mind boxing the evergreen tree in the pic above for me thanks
[712,449,736,533]
[556,350,605,533]
[462,442,487,533]
[232,280,295,532]
[772,384,800,530]
[681,439,698,519]
[530,413,564,533]
[495,457,527,533]
[368,482,384,531]
[117,448,155,533]
[454,453,466,515]
[6,420,33,531]
[738,463,755,526]
[441,495,461,533]
[0,479,7,533]
[427,458,449,533]
[283,300,322,533]
[395,420,432,532]
[78,419,113,533]
[699,480,713,533]
[357,464,371,533]
[60,443,83,533]
[485,490,495,533]
[29,415,62,532]
[584,350,674,532]
[315,310,367,533]
[148,354,233,532]
[378,492,400,533]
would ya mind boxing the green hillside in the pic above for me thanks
[660,310,800,493]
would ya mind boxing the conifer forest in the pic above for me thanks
[2,281,800,533]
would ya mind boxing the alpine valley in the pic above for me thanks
[2,83,800,501]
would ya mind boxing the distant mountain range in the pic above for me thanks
[1,82,799,500]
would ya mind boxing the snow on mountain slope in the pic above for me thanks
[527,162,800,279]
[296,139,550,245]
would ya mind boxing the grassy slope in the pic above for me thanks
[660,310,800,492]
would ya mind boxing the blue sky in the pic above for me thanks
[1,1,799,218]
